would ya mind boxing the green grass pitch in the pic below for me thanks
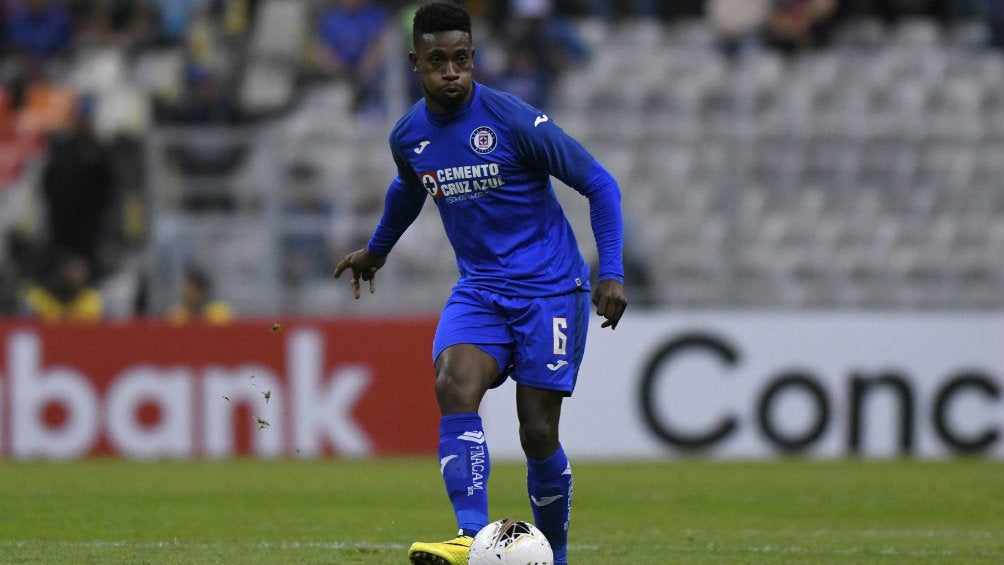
[1,458,1001,564]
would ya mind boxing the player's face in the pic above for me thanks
[410,30,474,113]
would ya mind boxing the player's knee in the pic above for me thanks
[434,369,482,413]
[519,420,558,460]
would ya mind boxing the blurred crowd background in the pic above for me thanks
[0,0,1002,321]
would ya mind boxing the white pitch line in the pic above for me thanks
[0,540,408,550]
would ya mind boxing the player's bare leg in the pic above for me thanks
[434,344,498,414]
[518,384,572,565]
[516,384,563,459]
[409,345,498,565]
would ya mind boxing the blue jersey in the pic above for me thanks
[367,82,623,297]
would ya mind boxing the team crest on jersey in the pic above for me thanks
[469,126,497,154]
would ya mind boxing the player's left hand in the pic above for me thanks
[592,279,627,330]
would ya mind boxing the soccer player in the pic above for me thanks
[333,3,627,564]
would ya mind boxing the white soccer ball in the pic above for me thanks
[468,519,554,565]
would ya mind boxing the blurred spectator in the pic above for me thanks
[72,0,160,52]
[16,80,78,133]
[969,0,1004,49]
[0,3,7,53]
[0,86,45,188]
[314,0,389,120]
[574,0,703,20]
[707,0,772,56]
[992,2,1004,48]
[764,0,839,54]
[5,0,73,60]
[0,261,18,313]
[0,230,27,314]
[153,0,244,124]
[167,265,233,324]
[149,0,209,44]
[21,251,103,322]
[156,64,240,123]
[847,0,967,23]
[495,44,549,108]
[494,0,590,110]
[579,0,658,19]
[41,95,119,278]
[221,0,260,38]
[3,229,46,291]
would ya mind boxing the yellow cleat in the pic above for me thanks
[408,534,474,565]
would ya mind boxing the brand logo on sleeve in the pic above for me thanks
[534,114,549,127]
[469,126,497,154]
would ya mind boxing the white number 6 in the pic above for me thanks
[552,317,568,355]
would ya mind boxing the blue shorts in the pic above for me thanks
[433,286,590,396]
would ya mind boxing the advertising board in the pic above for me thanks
[2,312,1000,460]
[0,319,440,459]
[482,312,1004,459]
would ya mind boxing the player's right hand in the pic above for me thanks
[333,248,388,299]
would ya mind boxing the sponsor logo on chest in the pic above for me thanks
[413,125,508,203]
[420,162,506,202]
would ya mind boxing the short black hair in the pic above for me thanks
[412,2,471,49]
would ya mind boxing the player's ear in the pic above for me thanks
[408,51,419,72]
